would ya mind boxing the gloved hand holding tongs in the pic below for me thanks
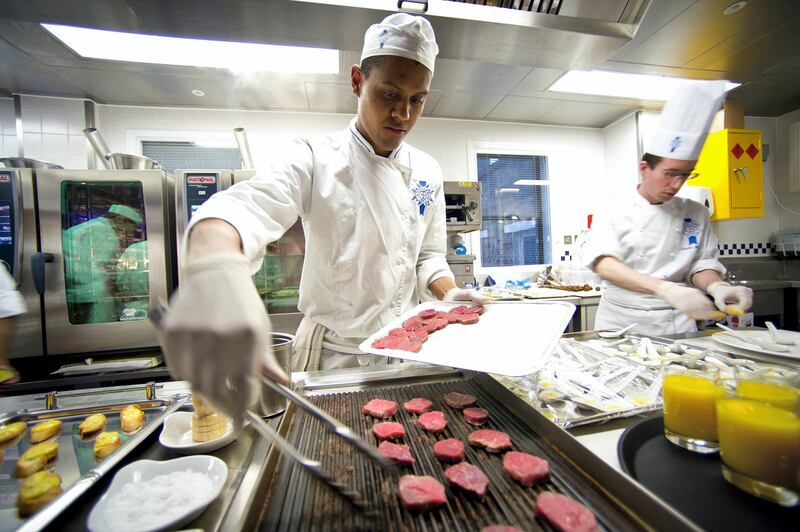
[152,245,288,426]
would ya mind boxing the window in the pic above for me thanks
[141,141,242,173]
[475,151,551,267]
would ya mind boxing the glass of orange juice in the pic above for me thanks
[662,365,722,453]
[716,377,799,506]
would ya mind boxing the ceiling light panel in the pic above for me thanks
[42,23,339,74]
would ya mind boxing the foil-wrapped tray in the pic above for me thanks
[493,332,799,429]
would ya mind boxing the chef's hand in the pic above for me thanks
[654,281,720,320]
[154,252,288,425]
[443,287,491,305]
[707,281,753,314]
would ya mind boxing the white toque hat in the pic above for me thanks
[646,80,727,160]
[361,13,439,74]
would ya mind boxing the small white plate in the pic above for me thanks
[158,411,239,454]
[713,331,800,360]
[87,455,228,532]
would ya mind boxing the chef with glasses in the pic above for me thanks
[585,81,753,336]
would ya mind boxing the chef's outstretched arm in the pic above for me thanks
[428,276,489,305]
[592,256,719,319]
[690,269,753,313]
[154,218,288,426]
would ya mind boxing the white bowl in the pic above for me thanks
[87,455,228,532]
[158,411,239,454]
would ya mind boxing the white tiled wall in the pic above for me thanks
[18,95,87,169]
[0,98,17,158]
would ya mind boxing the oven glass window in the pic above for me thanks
[61,181,148,324]
[253,221,304,314]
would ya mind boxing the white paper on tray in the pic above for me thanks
[359,300,575,376]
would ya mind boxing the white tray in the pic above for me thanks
[359,301,575,376]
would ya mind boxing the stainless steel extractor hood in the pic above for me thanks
[291,0,651,69]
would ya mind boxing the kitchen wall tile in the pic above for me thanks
[68,113,85,135]
[68,155,88,170]
[3,135,18,157]
[40,112,69,134]
[68,135,87,157]
[24,133,42,159]
[0,99,15,136]
[42,134,69,157]
[21,113,41,134]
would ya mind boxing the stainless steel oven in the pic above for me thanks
[173,169,233,275]
[231,170,304,334]
[0,168,43,357]
[35,169,174,355]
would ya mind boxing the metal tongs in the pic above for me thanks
[149,301,395,509]
[246,376,396,509]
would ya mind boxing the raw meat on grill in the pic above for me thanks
[502,451,550,487]
[468,430,512,453]
[362,399,398,418]
[535,491,597,532]
[444,462,490,500]
[417,411,447,434]
[433,438,465,463]
[481,527,525,532]
[373,422,405,441]
[398,475,447,511]
[463,407,488,426]
[443,392,477,409]
[404,398,433,415]
[377,441,415,466]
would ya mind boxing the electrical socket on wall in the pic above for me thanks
[564,235,573,245]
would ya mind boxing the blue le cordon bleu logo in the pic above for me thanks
[681,217,701,248]
[411,180,434,215]
[670,136,682,154]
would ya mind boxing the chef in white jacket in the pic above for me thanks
[585,81,752,336]
[156,13,486,419]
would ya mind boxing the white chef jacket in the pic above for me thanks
[584,189,725,335]
[0,263,25,318]
[189,118,453,343]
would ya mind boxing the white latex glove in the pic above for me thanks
[153,253,288,425]
[443,287,491,305]
[654,281,720,320]
[707,281,753,314]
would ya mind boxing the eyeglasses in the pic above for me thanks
[664,171,700,181]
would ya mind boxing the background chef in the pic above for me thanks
[156,13,487,419]
[585,81,753,336]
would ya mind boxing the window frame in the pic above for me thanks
[466,142,553,275]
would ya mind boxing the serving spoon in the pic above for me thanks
[765,321,796,345]
[715,323,790,352]
[598,323,637,338]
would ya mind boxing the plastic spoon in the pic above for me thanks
[715,323,790,352]
[765,321,796,345]
[598,323,637,338]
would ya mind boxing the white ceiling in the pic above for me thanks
[0,0,798,128]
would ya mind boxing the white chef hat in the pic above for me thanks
[646,80,727,160]
[108,204,143,225]
[361,13,439,74]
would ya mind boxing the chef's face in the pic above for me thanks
[351,56,432,157]
[638,157,698,204]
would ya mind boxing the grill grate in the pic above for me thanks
[259,378,639,531]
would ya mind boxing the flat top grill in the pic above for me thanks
[259,377,644,531]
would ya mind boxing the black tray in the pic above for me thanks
[617,415,798,531]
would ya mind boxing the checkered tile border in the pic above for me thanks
[718,242,774,256]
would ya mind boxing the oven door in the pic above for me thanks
[0,168,44,357]
[36,169,172,355]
